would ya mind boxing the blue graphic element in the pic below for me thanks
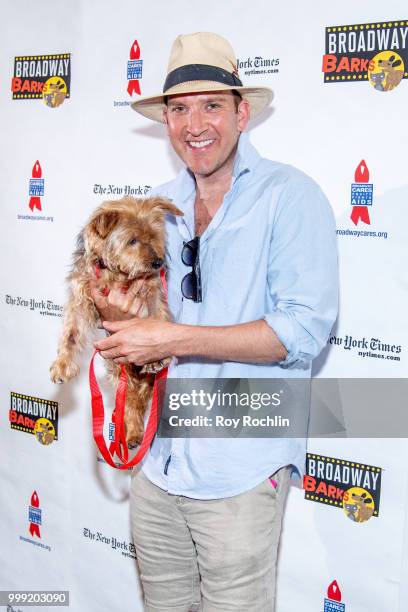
[109,422,115,441]
[127,60,143,80]
[350,183,373,206]
[324,599,345,612]
[29,178,44,196]
[29,506,42,525]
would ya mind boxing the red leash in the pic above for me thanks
[89,269,168,469]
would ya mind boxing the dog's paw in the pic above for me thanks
[140,357,171,375]
[125,427,144,448]
[50,359,80,384]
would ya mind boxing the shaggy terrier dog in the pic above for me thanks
[50,196,182,446]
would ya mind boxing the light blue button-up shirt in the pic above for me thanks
[140,132,338,499]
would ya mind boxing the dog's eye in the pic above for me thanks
[128,238,138,246]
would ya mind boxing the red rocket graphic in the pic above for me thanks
[127,40,142,96]
[29,161,43,212]
[327,580,342,602]
[355,160,369,183]
[351,159,370,226]
[29,490,41,538]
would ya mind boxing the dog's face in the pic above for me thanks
[83,196,183,279]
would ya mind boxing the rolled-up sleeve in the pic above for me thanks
[264,179,339,367]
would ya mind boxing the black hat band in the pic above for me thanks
[163,63,243,92]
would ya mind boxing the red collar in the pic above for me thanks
[94,259,107,279]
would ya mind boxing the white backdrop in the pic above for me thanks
[1,1,407,611]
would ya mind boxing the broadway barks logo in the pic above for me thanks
[324,580,345,612]
[11,54,71,107]
[9,392,58,445]
[322,20,408,91]
[304,453,382,523]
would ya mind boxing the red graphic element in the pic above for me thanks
[351,159,371,226]
[327,580,342,602]
[354,160,369,183]
[351,206,370,225]
[29,160,42,212]
[94,261,110,296]
[29,490,41,538]
[90,269,168,470]
[127,40,141,96]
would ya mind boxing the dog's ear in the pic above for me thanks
[89,209,120,239]
[148,197,183,217]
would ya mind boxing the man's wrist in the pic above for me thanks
[167,323,200,358]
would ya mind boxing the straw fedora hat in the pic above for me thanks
[131,32,273,123]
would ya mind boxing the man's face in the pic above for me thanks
[163,91,250,179]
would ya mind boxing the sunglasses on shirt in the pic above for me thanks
[181,236,202,302]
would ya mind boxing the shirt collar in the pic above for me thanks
[232,131,261,181]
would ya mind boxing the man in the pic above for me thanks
[92,32,338,611]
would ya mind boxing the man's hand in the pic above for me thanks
[94,318,176,365]
[93,318,287,366]
[90,278,148,323]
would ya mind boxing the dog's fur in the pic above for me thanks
[50,196,182,446]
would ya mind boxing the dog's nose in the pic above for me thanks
[152,258,164,270]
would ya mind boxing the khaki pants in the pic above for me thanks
[130,466,291,612]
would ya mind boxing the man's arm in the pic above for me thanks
[92,176,338,368]
[94,317,288,365]
[260,177,339,367]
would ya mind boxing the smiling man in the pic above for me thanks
[92,32,338,611]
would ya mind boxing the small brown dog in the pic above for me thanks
[50,196,182,446]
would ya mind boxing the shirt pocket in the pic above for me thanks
[204,237,265,319]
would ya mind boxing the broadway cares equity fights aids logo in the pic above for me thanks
[11,53,71,107]
[28,491,42,538]
[304,453,382,523]
[9,392,58,445]
[17,161,54,222]
[322,20,408,91]
[114,39,143,107]
[20,491,51,551]
[350,160,373,225]
[29,160,44,212]
[336,161,388,240]
[127,39,143,95]
[324,580,345,612]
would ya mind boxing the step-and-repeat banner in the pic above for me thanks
[1,2,407,611]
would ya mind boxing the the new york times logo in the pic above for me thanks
[322,20,408,91]
[236,55,279,77]
[5,294,63,317]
